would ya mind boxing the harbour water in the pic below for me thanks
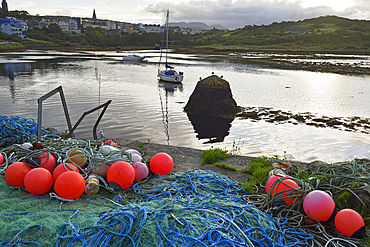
[1,49,370,163]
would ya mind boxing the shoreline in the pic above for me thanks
[2,45,369,75]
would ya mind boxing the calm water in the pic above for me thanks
[1,49,370,163]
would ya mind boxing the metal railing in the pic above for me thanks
[37,86,111,141]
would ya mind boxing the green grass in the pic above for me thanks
[214,163,238,172]
[201,148,231,165]
[241,156,273,192]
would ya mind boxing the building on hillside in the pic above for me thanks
[0,17,28,38]
[0,0,8,12]
[143,24,161,33]
[26,19,46,29]
[82,18,116,31]
[123,24,138,34]
[284,27,309,34]
[57,19,80,33]
[116,22,128,33]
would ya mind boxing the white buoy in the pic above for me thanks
[100,145,120,154]
[131,153,142,163]
[22,142,33,149]
[125,149,141,156]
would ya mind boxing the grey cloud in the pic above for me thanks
[141,0,366,29]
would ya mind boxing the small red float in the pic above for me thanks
[24,167,53,195]
[334,209,366,238]
[150,153,173,175]
[103,139,117,147]
[0,153,4,165]
[28,152,57,172]
[53,163,79,182]
[265,174,300,205]
[54,171,85,200]
[107,161,135,191]
[5,162,32,187]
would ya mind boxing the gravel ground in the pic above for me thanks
[115,139,310,183]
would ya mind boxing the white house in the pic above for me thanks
[143,24,161,33]
[0,17,28,38]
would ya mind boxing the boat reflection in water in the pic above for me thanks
[158,81,183,144]
[187,114,234,144]
[1,62,32,79]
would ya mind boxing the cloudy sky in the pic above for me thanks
[10,0,370,29]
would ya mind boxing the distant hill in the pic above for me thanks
[169,22,228,30]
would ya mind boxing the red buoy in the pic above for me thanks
[265,175,300,205]
[334,209,366,238]
[54,171,85,200]
[265,174,286,193]
[303,190,337,222]
[28,152,57,172]
[53,163,79,182]
[103,139,117,147]
[24,167,53,195]
[132,162,149,181]
[0,153,4,165]
[5,162,32,187]
[107,161,135,191]
[150,153,173,175]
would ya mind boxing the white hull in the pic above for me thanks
[158,70,184,83]
[122,55,145,61]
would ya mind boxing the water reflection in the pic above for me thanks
[158,81,183,144]
[1,61,32,79]
[187,114,234,144]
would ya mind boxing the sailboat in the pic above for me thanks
[157,9,184,83]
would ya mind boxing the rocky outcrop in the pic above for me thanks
[184,75,239,119]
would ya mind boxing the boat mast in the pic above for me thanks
[165,9,169,68]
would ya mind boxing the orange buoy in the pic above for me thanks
[54,171,85,200]
[5,162,32,187]
[53,163,79,182]
[28,152,57,172]
[265,175,300,205]
[149,153,173,175]
[24,167,53,195]
[303,190,337,222]
[276,162,291,169]
[334,209,366,238]
[65,149,87,167]
[132,162,149,181]
[107,161,135,191]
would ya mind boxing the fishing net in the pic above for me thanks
[0,115,53,147]
[0,114,368,246]
[0,169,315,246]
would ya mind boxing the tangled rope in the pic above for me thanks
[56,171,316,247]
[0,115,53,147]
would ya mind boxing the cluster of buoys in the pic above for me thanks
[3,139,174,200]
[266,162,366,239]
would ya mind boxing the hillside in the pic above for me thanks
[0,15,369,53]
[196,15,370,52]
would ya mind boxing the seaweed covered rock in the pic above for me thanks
[184,75,238,118]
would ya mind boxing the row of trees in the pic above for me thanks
[2,13,370,50]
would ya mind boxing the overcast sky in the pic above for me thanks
[10,0,370,29]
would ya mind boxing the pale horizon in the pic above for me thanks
[8,0,370,29]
